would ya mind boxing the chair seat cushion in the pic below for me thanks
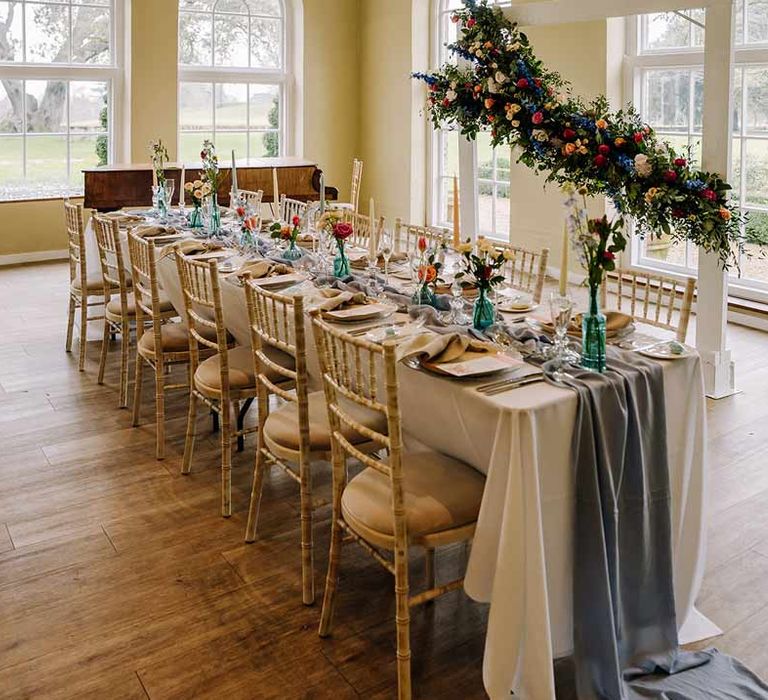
[137,322,217,355]
[341,451,485,549]
[106,294,175,319]
[263,391,387,453]
[71,272,132,295]
[194,344,294,396]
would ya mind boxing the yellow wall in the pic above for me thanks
[357,0,429,226]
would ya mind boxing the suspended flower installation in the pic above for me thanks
[413,0,744,267]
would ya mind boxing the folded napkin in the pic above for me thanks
[317,289,372,312]
[350,251,408,269]
[131,224,178,239]
[105,212,144,226]
[235,260,293,279]
[158,237,222,259]
[539,310,633,338]
[397,331,494,363]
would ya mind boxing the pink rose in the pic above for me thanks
[531,111,544,125]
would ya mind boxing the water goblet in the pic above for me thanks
[378,230,393,288]
[548,292,574,381]
[164,179,176,209]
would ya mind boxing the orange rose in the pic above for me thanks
[614,137,626,148]
[563,142,577,156]
[418,265,437,283]
[719,207,732,221]
[596,118,608,130]
[484,97,495,109]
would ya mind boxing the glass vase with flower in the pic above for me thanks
[150,139,169,220]
[270,215,303,261]
[411,235,443,308]
[184,179,205,228]
[455,237,509,330]
[562,183,627,373]
[199,140,221,236]
[318,210,353,278]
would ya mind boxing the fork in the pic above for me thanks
[481,374,545,396]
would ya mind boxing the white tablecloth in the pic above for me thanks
[153,248,712,700]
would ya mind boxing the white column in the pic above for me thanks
[698,0,735,398]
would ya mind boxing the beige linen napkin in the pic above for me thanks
[350,251,408,269]
[131,224,178,239]
[234,260,293,279]
[158,238,222,259]
[317,289,371,312]
[105,212,144,226]
[540,310,633,338]
[396,332,494,363]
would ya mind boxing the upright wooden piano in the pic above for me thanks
[83,157,338,212]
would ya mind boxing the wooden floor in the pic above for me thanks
[1,261,767,699]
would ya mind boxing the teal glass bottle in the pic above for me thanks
[581,286,607,372]
[472,287,495,330]
[333,243,350,277]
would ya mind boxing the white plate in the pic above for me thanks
[410,352,524,378]
[323,302,395,323]
[637,341,691,360]
[498,302,538,314]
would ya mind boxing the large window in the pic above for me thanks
[431,0,511,240]
[0,0,120,200]
[178,0,286,163]
[630,3,768,300]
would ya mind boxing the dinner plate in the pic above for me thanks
[637,341,691,360]
[498,302,538,314]
[322,302,396,323]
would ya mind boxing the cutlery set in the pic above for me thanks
[476,372,545,396]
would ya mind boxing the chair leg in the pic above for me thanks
[97,320,110,386]
[425,548,436,590]
[132,354,144,426]
[65,295,76,352]
[78,298,88,371]
[244,447,268,543]
[318,517,343,637]
[394,554,412,700]
[118,320,130,409]
[299,454,315,606]
[220,401,232,518]
[181,391,199,475]
[154,363,166,460]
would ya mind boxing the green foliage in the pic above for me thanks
[95,94,108,166]
[263,96,279,157]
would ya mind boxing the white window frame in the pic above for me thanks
[177,0,293,160]
[428,0,512,241]
[0,0,124,201]
[626,5,768,303]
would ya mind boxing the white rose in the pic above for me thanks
[635,154,652,178]
[450,80,457,90]
[511,119,520,127]
[487,78,498,93]
[495,71,508,85]
[509,41,521,51]
[445,89,457,102]
[533,129,549,142]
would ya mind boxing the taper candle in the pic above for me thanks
[272,167,280,219]
[320,174,326,214]
[152,165,157,188]
[179,165,185,207]
[369,198,377,258]
[452,174,460,250]
[231,150,238,197]
[559,221,569,296]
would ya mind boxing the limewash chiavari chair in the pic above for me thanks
[243,285,383,605]
[341,210,385,252]
[279,195,308,225]
[128,233,197,459]
[176,252,271,517]
[65,200,116,372]
[312,317,485,700]
[92,215,135,407]
[334,158,364,214]
[600,267,696,343]
[492,241,550,304]
[393,219,450,254]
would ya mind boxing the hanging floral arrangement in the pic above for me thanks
[413,0,744,267]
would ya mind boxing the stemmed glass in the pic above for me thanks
[378,229,393,288]
[164,178,176,210]
[446,258,469,324]
[548,292,574,381]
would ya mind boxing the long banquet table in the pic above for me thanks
[87,215,715,699]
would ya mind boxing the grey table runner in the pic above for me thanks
[550,349,768,699]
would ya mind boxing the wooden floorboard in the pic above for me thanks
[0,260,767,698]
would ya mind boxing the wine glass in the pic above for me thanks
[446,259,468,324]
[164,179,176,209]
[548,292,574,381]
[378,229,393,288]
